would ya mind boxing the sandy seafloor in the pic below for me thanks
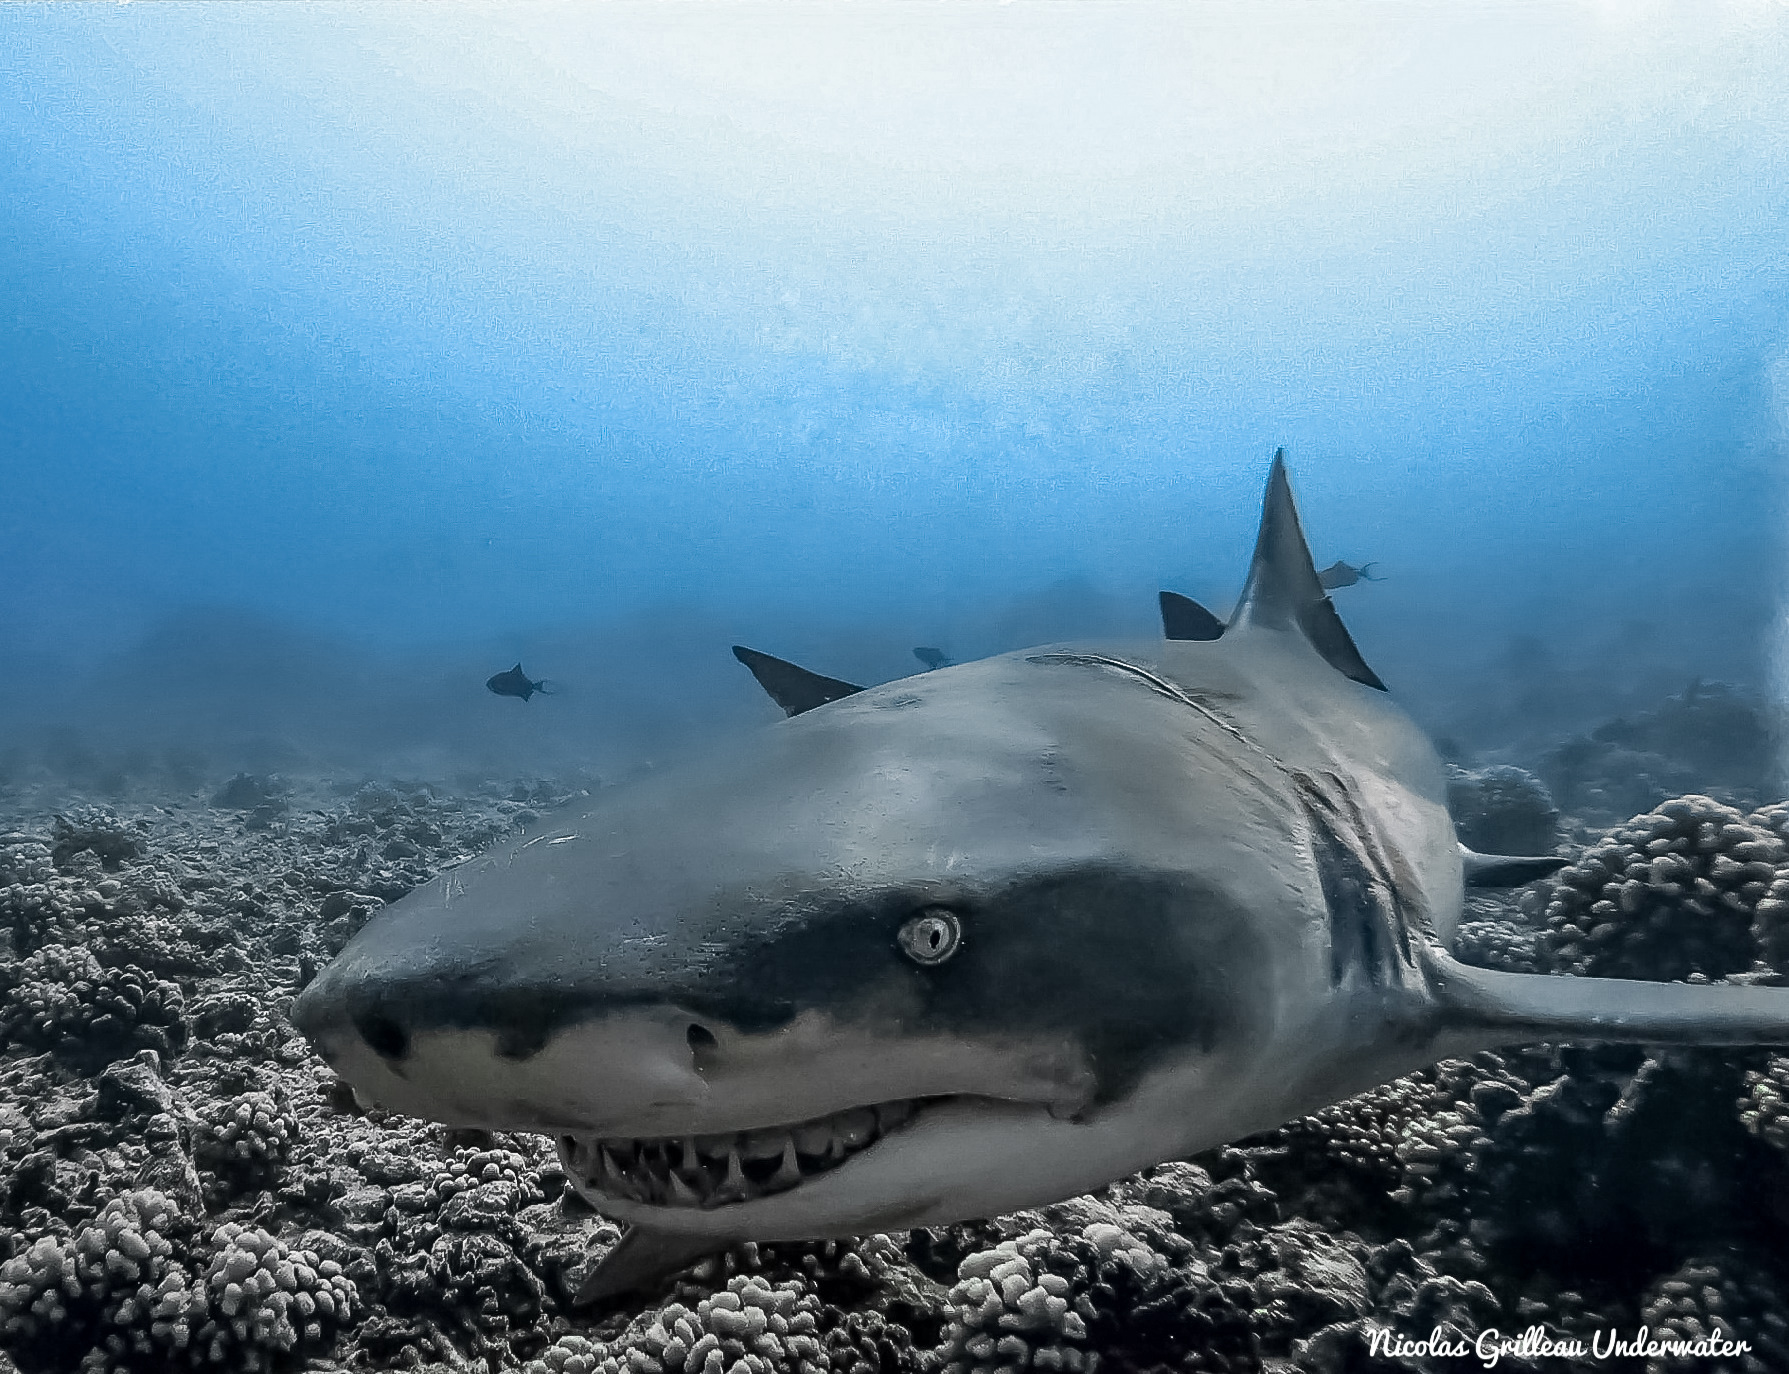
[5,685,1789,1374]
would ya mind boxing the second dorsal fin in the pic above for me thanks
[1159,591,1225,641]
[732,646,864,717]
[1231,450,1387,691]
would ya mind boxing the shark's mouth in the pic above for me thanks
[558,1097,926,1209]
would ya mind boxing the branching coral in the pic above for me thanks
[0,1189,191,1373]
[522,1273,832,1374]
[0,945,187,1069]
[1540,797,1780,980]
[1447,765,1560,856]
[187,1224,356,1372]
[193,1091,298,1198]
[1639,1251,1789,1374]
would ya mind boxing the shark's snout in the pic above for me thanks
[292,972,425,1067]
[292,935,728,1132]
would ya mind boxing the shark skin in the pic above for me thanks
[292,452,1789,1302]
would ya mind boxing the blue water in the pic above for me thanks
[3,3,1787,776]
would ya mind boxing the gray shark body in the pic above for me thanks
[295,454,1789,1299]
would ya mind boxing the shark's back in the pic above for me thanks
[842,622,1463,953]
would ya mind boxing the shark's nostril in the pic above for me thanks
[355,1011,410,1061]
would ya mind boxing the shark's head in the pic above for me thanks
[294,641,1306,1240]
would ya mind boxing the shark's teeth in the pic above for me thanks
[713,1148,748,1205]
[773,1138,803,1190]
[598,1143,625,1180]
[740,1129,784,1161]
[834,1108,875,1149]
[558,1096,929,1211]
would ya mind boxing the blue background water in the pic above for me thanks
[3,3,1786,779]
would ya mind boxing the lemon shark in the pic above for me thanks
[293,452,1789,1302]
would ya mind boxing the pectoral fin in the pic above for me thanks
[1460,846,1568,888]
[575,1226,725,1306]
[1423,943,1789,1056]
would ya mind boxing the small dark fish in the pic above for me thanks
[913,647,953,670]
[487,663,551,702]
[1317,560,1383,590]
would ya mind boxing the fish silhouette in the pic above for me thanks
[486,663,552,702]
[1317,560,1382,589]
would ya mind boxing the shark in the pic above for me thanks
[293,451,1789,1303]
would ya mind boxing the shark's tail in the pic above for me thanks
[1423,944,1789,1056]
[532,679,560,696]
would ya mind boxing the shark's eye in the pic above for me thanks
[898,908,962,965]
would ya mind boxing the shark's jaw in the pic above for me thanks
[550,1091,1145,1239]
[545,1031,1369,1242]
[559,1096,928,1212]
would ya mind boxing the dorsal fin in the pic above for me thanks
[1231,449,1327,630]
[731,646,864,717]
[1297,599,1387,691]
[1158,591,1225,641]
[1231,450,1387,691]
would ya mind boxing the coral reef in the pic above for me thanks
[1638,1251,1789,1374]
[1538,796,1781,981]
[209,776,290,833]
[190,1224,357,1371]
[5,772,1789,1373]
[1540,682,1776,825]
[193,1090,299,1200]
[1447,764,1560,856]
[0,945,187,1069]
